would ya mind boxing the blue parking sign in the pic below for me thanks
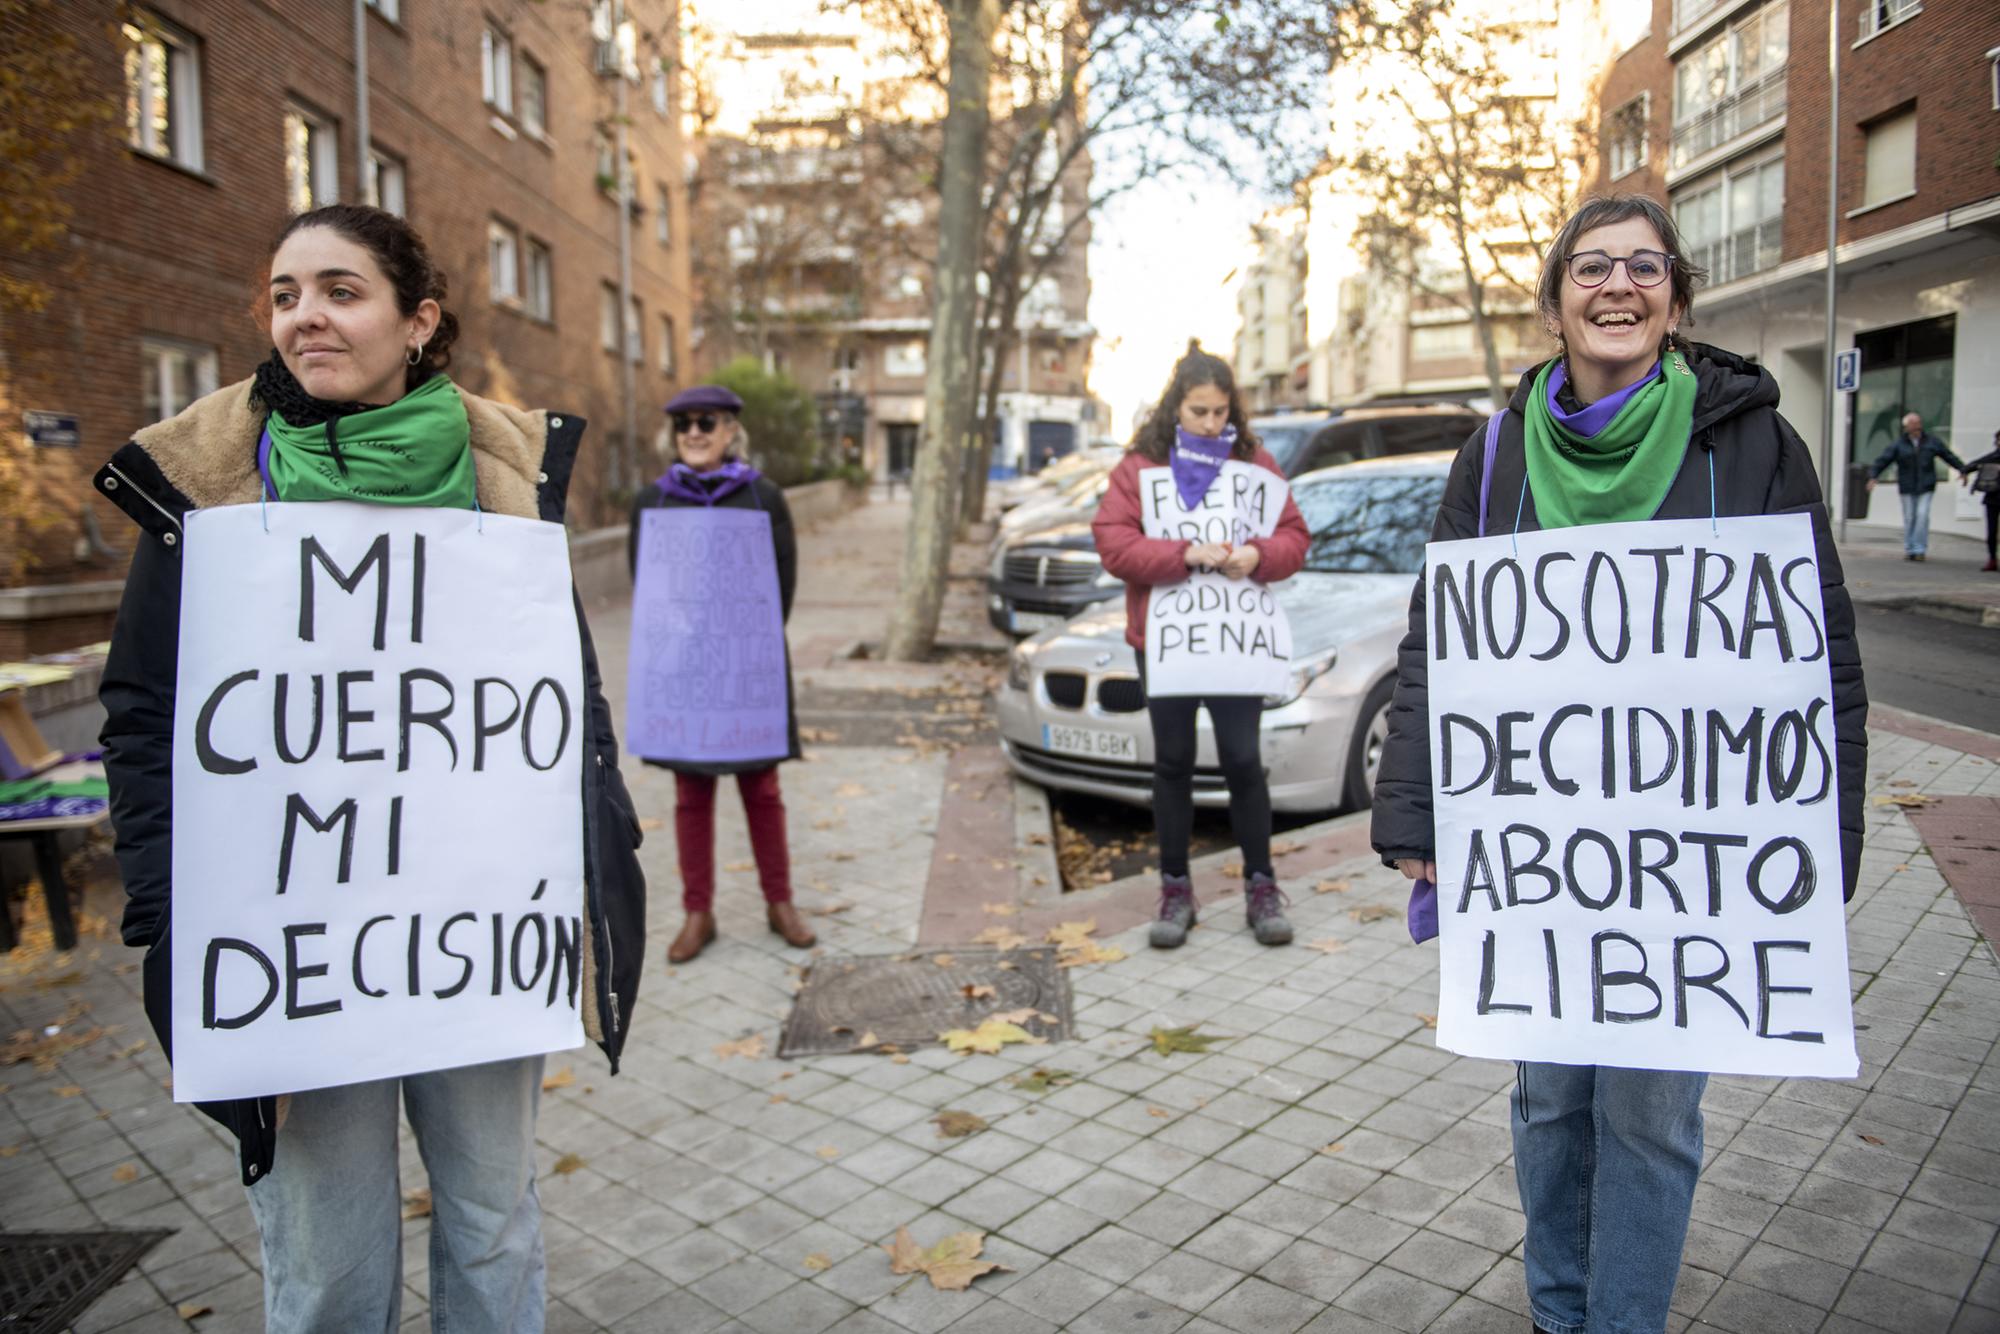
[1835,348,1860,393]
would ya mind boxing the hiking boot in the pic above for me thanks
[1246,873,1293,946]
[1149,874,1197,949]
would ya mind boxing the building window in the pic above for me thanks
[1858,109,1916,210]
[488,220,520,304]
[600,285,620,353]
[1858,0,1920,41]
[482,25,513,114]
[626,297,643,364]
[365,0,400,20]
[516,55,547,138]
[885,342,926,378]
[1849,314,1954,466]
[659,314,677,374]
[1991,46,2000,111]
[594,132,616,190]
[368,148,406,214]
[122,12,203,171]
[1673,150,1783,284]
[1671,0,1788,169]
[141,337,218,421]
[283,104,339,213]
[525,240,553,321]
[1411,322,1477,360]
[655,185,672,246]
[1606,94,1650,179]
[652,65,669,117]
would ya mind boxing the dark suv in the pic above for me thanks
[1259,405,1485,478]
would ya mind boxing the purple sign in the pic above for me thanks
[626,507,790,764]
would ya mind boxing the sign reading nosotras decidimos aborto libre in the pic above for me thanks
[171,503,587,1102]
[1425,514,1857,1079]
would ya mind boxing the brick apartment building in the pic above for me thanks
[687,17,1100,481]
[0,0,693,654]
[1591,0,2000,542]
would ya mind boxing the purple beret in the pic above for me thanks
[664,385,744,415]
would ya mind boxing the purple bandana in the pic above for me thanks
[657,458,761,506]
[1170,424,1234,510]
[1546,360,1661,436]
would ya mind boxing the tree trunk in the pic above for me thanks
[960,296,1019,531]
[884,0,997,661]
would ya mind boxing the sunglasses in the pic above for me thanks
[672,412,725,435]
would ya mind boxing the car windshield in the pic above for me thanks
[1294,474,1447,574]
[1254,425,1313,474]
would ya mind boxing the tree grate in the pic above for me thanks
[779,948,1072,1057]
[0,1230,169,1334]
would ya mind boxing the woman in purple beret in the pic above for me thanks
[628,386,814,963]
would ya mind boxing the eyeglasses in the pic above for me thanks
[1566,250,1673,288]
[672,412,724,435]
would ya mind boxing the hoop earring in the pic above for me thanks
[406,343,424,367]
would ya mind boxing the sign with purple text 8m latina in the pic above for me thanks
[172,503,586,1102]
[626,507,789,764]
[1426,515,1856,1078]
[1138,461,1293,698]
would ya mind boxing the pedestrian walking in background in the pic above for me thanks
[1867,410,1967,560]
[94,203,647,1333]
[1370,194,1868,1334]
[1092,342,1311,950]
[628,385,815,964]
[1964,427,2000,572]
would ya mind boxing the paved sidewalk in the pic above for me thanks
[1839,527,1999,629]
[6,500,2000,1333]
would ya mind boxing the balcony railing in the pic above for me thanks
[1858,0,1919,40]
[1687,218,1782,286]
[1670,68,1786,169]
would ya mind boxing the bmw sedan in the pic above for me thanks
[992,453,1453,814]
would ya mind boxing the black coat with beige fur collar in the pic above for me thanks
[92,377,647,1187]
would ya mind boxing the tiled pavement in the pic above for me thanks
[5,500,2000,1333]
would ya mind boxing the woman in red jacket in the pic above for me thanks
[1092,342,1311,948]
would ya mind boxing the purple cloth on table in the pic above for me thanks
[625,506,790,764]
[1407,878,1438,943]
[0,795,106,823]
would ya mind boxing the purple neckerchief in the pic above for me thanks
[1170,424,1234,510]
[657,459,761,506]
[1546,360,1660,436]
[257,428,278,500]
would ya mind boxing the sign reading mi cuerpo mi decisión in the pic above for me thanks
[171,503,587,1103]
[1425,514,1856,1078]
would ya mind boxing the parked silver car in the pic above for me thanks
[993,453,1453,814]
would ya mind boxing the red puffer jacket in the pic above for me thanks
[1090,447,1311,650]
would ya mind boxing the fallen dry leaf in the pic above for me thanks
[177,1303,214,1320]
[1010,1068,1075,1093]
[1045,919,1098,947]
[769,1094,789,1104]
[933,1109,988,1138]
[981,902,1019,916]
[552,1153,586,1175]
[1056,941,1125,968]
[892,1053,911,1064]
[988,1007,1056,1026]
[933,954,956,967]
[883,1226,1007,1291]
[1304,937,1347,954]
[1146,1106,1171,1119]
[835,782,867,798]
[1874,793,1937,808]
[1026,831,1051,845]
[816,1145,842,1159]
[1320,1142,1346,1155]
[804,1252,833,1271]
[1857,1133,1885,1146]
[1348,905,1398,924]
[0,1144,18,1158]
[813,818,840,830]
[53,1085,82,1098]
[1149,1025,1224,1056]
[1313,879,1351,895]
[972,926,1028,950]
[940,1018,1045,1055]
[1270,839,1303,856]
[714,1034,767,1061]
[402,1187,433,1218]
[723,860,756,873]
[1416,1013,1438,1029]
[111,1163,138,1183]
[1221,861,1244,880]
[960,984,997,1001]
[801,726,839,744]
[541,1067,576,1092]
[808,902,853,916]
[853,1030,879,1049]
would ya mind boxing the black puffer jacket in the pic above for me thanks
[626,474,801,775]
[93,379,647,1186]
[1369,345,1869,898]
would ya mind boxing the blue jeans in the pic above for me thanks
[1900,489,1934,555]
[1512,1063,1706,1334]
[246,1056,547,1333]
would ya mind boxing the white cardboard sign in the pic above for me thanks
[1138,460,1294,697]
[171,503,587,1102]
[1425,515,1856,1078]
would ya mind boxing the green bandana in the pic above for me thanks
[1522,351,1697,529]
[265,374,476,508]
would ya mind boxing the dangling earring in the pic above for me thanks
[406,342,424,366]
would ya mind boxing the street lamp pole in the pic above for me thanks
[1820,0,1844,540]
[354,0,371,204]
[611,0,637,495]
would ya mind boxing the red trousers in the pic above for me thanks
[674,767,791,912]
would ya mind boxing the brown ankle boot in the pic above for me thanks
[667,911,716,964]
[766,901,817,948]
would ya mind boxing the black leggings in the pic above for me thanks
[1986,497,1998,562]
[1141,662,1271,879]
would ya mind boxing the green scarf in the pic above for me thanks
[265,374,476,508]
[1521,351,1697,528]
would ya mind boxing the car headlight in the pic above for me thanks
[1007,644,1032,691]
[1263,649,1336,708]
[989,545,1009,582]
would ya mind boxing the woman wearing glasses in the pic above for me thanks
[1371,196,1866,1334]
[629,385,814,963]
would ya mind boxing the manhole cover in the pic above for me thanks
[779,948,1072,1056]
[0,1230,169,1334]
